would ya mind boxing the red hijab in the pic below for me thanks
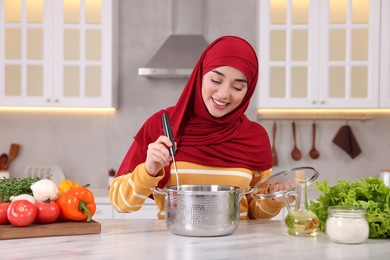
[117,36,272,187]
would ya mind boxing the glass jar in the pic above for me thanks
[380,170,390,187]
[284,170,319,237]
[325,206,369,244]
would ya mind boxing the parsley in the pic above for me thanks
[0,177,41,203]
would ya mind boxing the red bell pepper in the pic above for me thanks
[56,186,96,222]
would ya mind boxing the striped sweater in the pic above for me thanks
[109,161,285,220]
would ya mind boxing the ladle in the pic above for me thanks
[309,122,320,159]
[271,122,278,166]
[291,121,302,161]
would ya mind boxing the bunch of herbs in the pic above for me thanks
[0,177,41,203]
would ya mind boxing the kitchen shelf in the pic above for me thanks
[256,108,390,121]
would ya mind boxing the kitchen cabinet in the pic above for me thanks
[113,202,158,220]
[94,203,115,219]
[0,0,118,108]
[380,0,390,108]
[91,188,158,220]
[257,0,380,109]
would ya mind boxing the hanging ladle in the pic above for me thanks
[291,121,302,161]
[271,122,278,166]
[309,121,320,159]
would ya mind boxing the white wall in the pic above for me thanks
[1,0,389,193]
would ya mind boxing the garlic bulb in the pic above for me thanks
[10,194,37,204]
[31,179,60,202]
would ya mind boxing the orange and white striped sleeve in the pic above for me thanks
[109,163,165,213]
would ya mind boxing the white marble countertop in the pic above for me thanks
[1,219,389,260]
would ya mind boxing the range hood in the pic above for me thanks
[138,0,209,78]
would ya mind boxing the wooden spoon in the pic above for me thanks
[0,154,9,171]
[309,122,320,159]
[291,121,302,161]
[271,122,278,166]
[4,144,20,170]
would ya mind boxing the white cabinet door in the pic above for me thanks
[258,0,320,108]
[94,203,114,219]
[52,0,118,108]
[114,204,158,220]
[0,0,118,108]
[0,0,52,107]
[258,0,380,109]
[93,204,158,220]
[380,0,390,108]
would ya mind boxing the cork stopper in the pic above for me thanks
[295,170,306,183]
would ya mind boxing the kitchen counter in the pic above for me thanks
[1,220,388,260]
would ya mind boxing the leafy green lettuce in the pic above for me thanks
[310,177,390,239]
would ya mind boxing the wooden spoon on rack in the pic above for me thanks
[309,122,320,159]
[291,121,302,161]
[271,122,278,166]
[4,144,20,170]
[0,154,8,171]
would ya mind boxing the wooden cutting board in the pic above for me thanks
[0,220,101,240]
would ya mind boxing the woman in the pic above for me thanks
[110,35,285,219]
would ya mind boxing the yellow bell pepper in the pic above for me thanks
[58,179,82,195]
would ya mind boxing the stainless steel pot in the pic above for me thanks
[152,166,319,237]
[153,185,241,237]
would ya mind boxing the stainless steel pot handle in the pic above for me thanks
[151,187,168,195]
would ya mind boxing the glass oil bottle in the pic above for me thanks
[284,170,319,237]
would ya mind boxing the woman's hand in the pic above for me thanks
[145,136,175,177]
[268,180,295,203]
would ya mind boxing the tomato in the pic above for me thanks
[35,201,60,224]
[7,200,37,227]
[0,202,11,225]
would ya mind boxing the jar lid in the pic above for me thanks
[328,206,366,216]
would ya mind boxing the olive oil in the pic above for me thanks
[285,209,319,237]
[284,170,319,237]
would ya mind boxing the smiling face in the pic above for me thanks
[201,66,248,118]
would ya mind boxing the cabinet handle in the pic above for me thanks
[54,99,59,103]
[312,100,317,104]
[46,99,51,103]
[320,100,325,104]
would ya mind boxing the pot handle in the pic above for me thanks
[250,188,287,200]
[240,185,283,199]
[151,187,168,195]
[240,182,272,196]
[240,187,253,195]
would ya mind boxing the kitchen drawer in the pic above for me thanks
[114,205,158,219]
[94,204,114,219]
